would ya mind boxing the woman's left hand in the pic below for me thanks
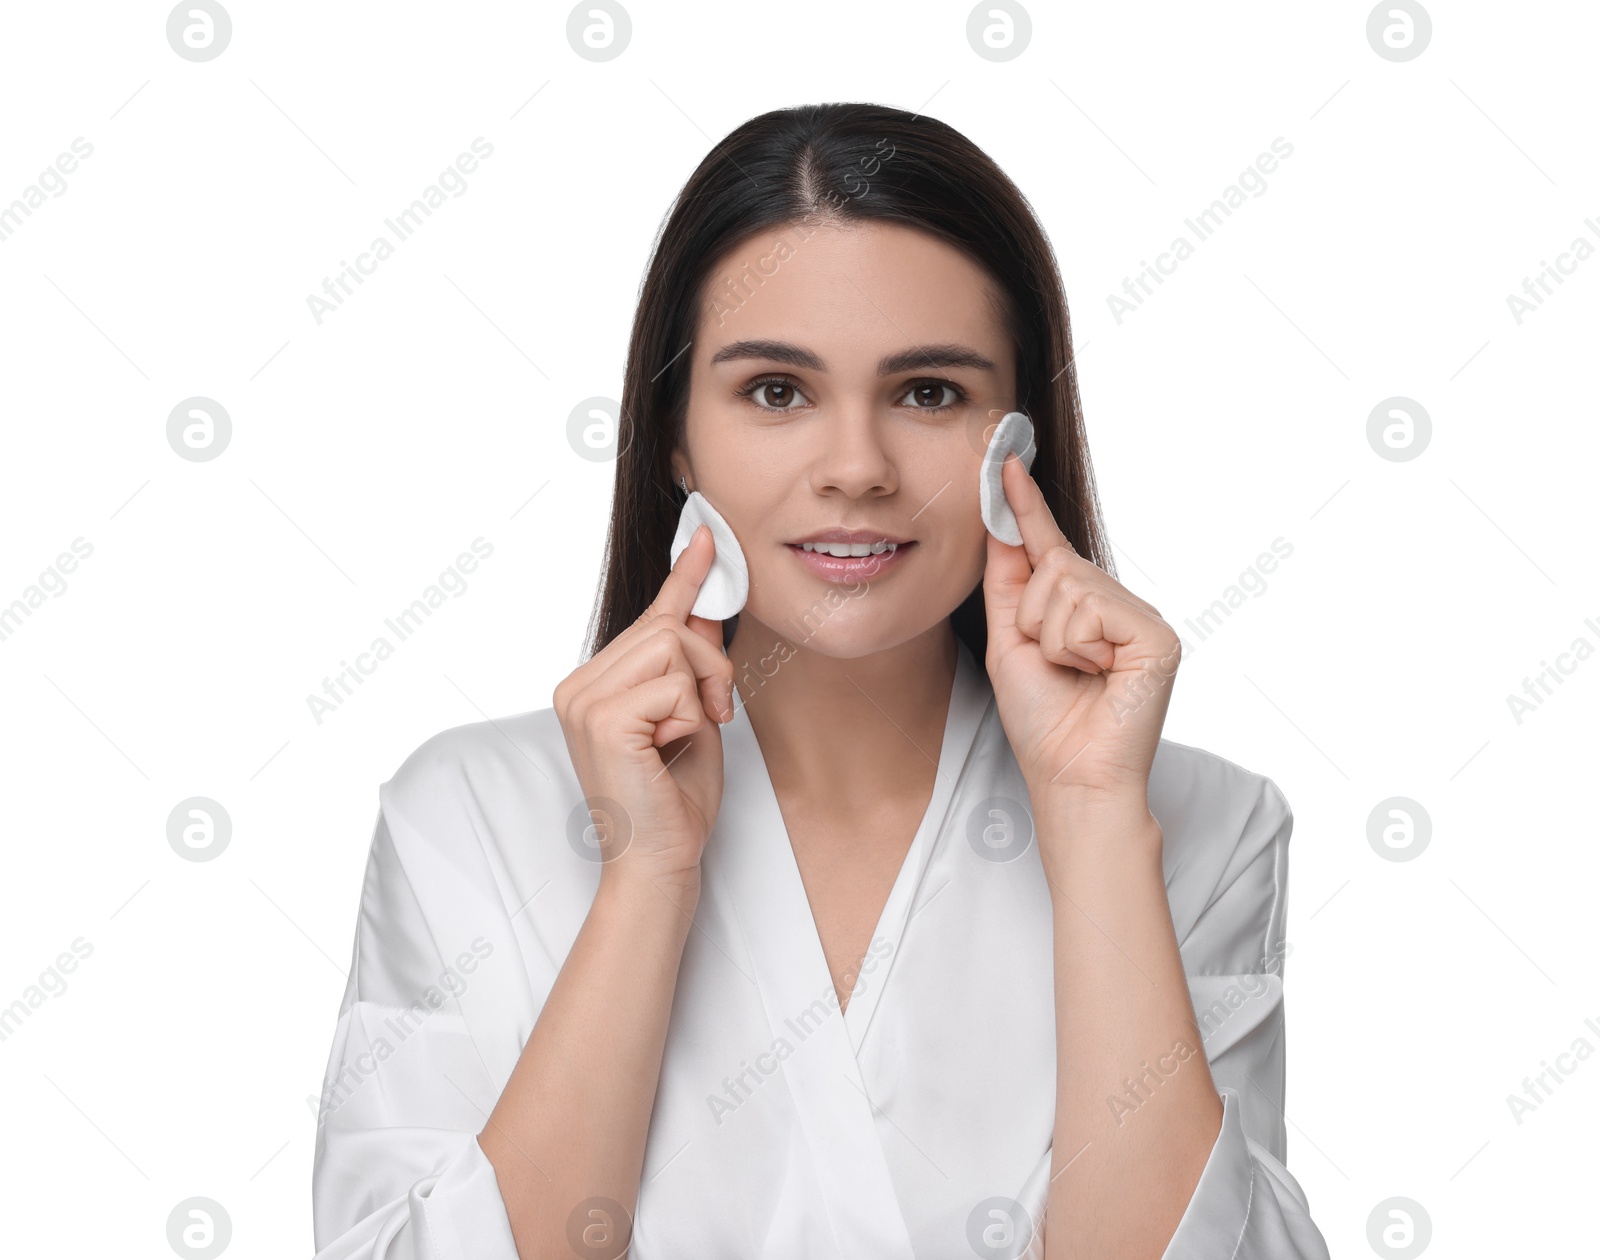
[982,453,1182,812]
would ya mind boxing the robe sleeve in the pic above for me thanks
[311,807,522,1260]
[1157,776,1332,1260]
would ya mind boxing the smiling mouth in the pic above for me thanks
[794,540,906,558]
[785,540,916,583]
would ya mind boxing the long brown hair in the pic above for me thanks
[583,101,1113,672]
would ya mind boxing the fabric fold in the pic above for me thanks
[311,656,1331,1257]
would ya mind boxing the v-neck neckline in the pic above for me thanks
[716,636,993,1054]
[699,637,994,1258]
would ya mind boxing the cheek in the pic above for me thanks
[694,463,778,543]
[921,497,988,589]
[958,517,990,584]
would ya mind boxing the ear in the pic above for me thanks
[669,449,691,493]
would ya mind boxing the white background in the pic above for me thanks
[1,1,1595,1256]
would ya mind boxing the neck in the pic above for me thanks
[726,616,961,798]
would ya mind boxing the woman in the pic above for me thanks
[312,102,1331,1259]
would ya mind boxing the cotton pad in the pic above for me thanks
[669,490,750,621]
[980,410,1037,546]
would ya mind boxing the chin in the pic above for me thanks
[745,595,945,660]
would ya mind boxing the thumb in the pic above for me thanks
[982,525,1033,654]
[685,611,725,653]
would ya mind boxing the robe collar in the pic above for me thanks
[702,636,994,1257]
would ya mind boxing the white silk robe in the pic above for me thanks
[311,636,1331,1258]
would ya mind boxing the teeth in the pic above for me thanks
[800,540,900,557]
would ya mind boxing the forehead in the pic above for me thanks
[696,220,1008,360]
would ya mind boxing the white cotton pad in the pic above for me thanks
[980,410,1037,546]
[668,490,750,621]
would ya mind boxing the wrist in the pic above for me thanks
[597,862,703,914]
[1026,780,1153,827]
[1030,791,1164,879]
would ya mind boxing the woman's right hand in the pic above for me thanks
[552,524,734,890]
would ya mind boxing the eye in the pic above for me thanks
[736,375,810,412]
[898,379,968,411]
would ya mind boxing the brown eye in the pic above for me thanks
[740,377,810,410]
[902,381,961,409]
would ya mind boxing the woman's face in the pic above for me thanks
[673,219,1018,658]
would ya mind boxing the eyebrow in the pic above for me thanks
[707,339,997,376]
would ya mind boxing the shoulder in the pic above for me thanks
[376,704,580,858]
[1148,735,1292,841]
[343,709,582,1083]
[1148,736,1294,972]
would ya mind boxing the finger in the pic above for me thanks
[554,527,727,725]
[684,610,725,656]
[645,523,719,628]
[1000,456,1164,620]
[1045,588,1170,674]
[597,623,735,726]
[1000,454,1071,570]
[982,521,1034,657]
[1105,584,1162,621]
[1039,587,1117,673]
[579,524,717,690]
[592,670,712,752]
[1016,552,1153,651]
[1063,565,1162,620]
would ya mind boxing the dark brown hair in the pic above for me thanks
[583,101,1113,672]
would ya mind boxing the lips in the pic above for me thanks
[786,539,915,583]
[795,539,903,557]
[789,528,913,546]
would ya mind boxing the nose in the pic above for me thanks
[808,403,898,500]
